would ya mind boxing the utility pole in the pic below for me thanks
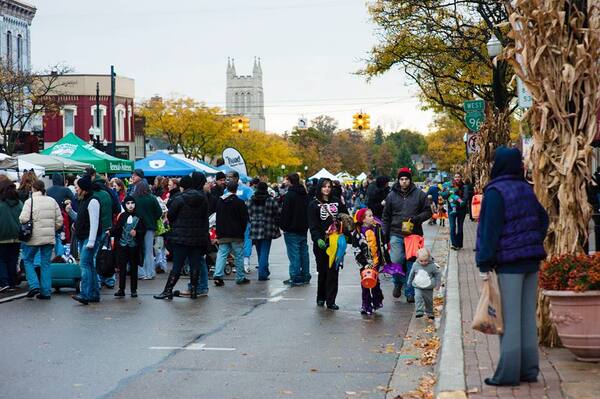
[110,65,116,156]
[96,82,100,133]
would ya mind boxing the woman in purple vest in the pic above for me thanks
[476,146,549,387]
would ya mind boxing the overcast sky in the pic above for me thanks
[30,0,434,134]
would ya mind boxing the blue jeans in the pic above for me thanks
[55,232,65,257]
[214,241,245,282]
[187,255,209,294]
[283,232,310,283]
[243,224,252,259]
[389,234,415,298]
[449,210,466,248]
[22,244,54,296]
[78,239,101,301]
[139,230,156,278]
[0,243,20,287]
[253,239,272,280]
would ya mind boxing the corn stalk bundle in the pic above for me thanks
[468,107,511,189]
[505,0,600,346]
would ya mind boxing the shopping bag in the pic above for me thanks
[96,243,116,277]
[471,270,504,335]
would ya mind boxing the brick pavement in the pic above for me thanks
[457,220,565,399]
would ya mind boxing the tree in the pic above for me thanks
[425,113,466,172]
[373,125,384,145]
[371,142,395,176]
[361,0,514,123]
[331,130,369,175]
[229,130,301,176]
[0,61,73,154]
[311,114,338,136]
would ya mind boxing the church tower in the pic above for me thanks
[226,57,265,132]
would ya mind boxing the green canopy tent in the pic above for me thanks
[42,133,134,174]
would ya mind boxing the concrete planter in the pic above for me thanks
[544,290,600,362]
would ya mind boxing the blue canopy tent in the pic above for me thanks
[134,152,196,177]
[217,164,251,183]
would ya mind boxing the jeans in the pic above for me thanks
[389,234,415,298]
[55,232,65,257]
[78,239,102,301]
[154,236,167,271]
[22,244,53,296]
[214,241,245,282]
[140,230,156,278]
[187,255,209,294]
[449,209,466,248]
[283,232,310,283]
[0,243,20,287]
[243,224,252,259]
[492,272,539,384]
[253,239,272,280]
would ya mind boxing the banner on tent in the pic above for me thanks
[222,147,248,176]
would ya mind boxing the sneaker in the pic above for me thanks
[428,315,435,320]
[392,284,402,298]
[114,290,125,297]
[326,304,339,310]
[283,279,293,285]
[214,278,225,287]
[406,295,415,303]
[236,278,250,285]
[72,294,89,305]
[244,258,251,273]
[131,292,138,298]
[374,303,383,310]
[197,290,208,297]
[360,308,373,315]
[36,294,51,300]
[316,300,325,307]
[415,313,424,318]
[26,288,40,298]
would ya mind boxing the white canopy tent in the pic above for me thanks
[335,171,355,182]
[309,168,338,181]
[0,153,45,179]
[171,154,220,175]
[355,172,368,181]
[17,153,90,173]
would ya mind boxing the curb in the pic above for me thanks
[435,249,467,398]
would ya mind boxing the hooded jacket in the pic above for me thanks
[216,192,248,240]
[167,189,209,247]
[111,196,147,247]
[280,184,309,234]
[476,147,549,273]
[247,190,281,240]
[367,177,390,219]
[382,182,432,237]
[0,198,23,243]
[307,179,349,243]
[47,174,75,208]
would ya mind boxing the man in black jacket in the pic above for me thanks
[213,181,249,286]
[382,167,432,302]
[154,176,209,300]
[280,173,311,286]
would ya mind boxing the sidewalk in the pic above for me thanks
[438,219,600,399]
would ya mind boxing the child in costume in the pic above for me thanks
[407,247,441,319]
[437,195,447,227]
[111,195,146,298]
[351,208,390,315]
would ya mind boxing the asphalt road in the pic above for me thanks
[1,223,439,399]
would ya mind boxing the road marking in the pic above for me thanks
[269,287,286,297]
[149,343,235,351]
[247,296,305,303]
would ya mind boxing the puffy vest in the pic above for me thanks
[478,175,546,264]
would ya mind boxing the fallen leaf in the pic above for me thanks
[310,368,318,372]
[280,390,293,395]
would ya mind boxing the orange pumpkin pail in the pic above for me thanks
[361,268,378,289]
[471,194,483,220]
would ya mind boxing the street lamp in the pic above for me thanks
[486,34,505,110]
[281,164,286,176]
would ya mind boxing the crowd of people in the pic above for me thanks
[0,164,477,312]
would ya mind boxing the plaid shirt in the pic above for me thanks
[246,196,282,240]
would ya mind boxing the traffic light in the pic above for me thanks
[352,113,370,131]
[231,116,250,133]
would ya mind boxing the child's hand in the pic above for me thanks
[131,229,136,237]
[317,239,327,250]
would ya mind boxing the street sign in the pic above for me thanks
[298,117,308,130]
[467,133,480,155]
[464,111,484,132]
[463,99,485,112]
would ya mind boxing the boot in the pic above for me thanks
[189,267,199,299]
[153,271,179,300]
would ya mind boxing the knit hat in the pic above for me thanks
[354,208,368,224]
[397,167,412,180]
[215,171,226,181]
[77,174,93,191]
[133,168,145,178]
[180,175,193,190]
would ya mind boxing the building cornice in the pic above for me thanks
[0,0,36,24]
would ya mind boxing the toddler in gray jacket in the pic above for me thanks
[407,248,441,319]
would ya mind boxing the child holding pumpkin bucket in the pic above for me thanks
[351,208,391,315]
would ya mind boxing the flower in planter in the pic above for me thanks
[540,253,600,292]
